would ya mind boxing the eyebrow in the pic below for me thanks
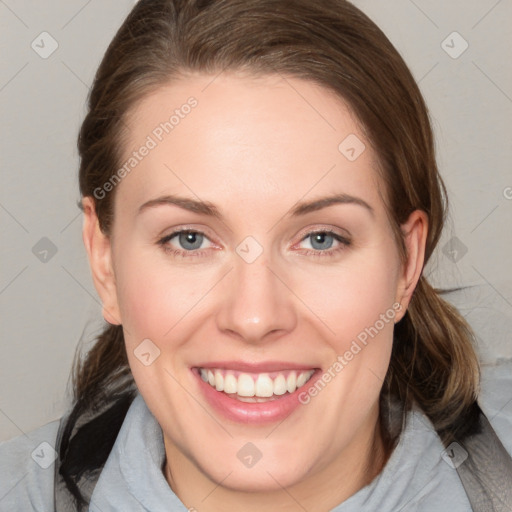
[138,192,374,219]
[289,193,374,217]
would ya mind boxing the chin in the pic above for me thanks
[194,447,313,493]
[210,465,307,493]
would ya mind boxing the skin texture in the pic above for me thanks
[82,72,427,511]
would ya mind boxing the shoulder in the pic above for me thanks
[478,358,512,455]
[0,418,61,512]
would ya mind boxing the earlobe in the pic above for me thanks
[394,210,428,323]
[81,197,122,326]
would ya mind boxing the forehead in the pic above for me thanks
[114,72,384,222]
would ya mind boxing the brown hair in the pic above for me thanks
[61,0,480,506]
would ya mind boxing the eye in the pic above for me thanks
[296,229,351,257]
[158,229,213,257]
[157,228,350,259]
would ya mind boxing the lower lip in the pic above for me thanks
[193,368,320,424]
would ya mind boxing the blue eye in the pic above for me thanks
[158,230,212,257]
[308,232,335,250]
[158,228,350,259]
[298,231,350,255]
[176,231,205,250]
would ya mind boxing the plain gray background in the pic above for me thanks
[1,0,511,442]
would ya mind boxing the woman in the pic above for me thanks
[1,0,511,511]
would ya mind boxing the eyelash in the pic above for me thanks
[157,229,351,259]
[298,229,351,258]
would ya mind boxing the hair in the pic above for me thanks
[59,0,481,507]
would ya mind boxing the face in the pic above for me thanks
[84,72,426,500]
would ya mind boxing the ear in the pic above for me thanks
[394,209,428,323]
[82,197,122,325]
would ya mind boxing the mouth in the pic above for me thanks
[192,363,320,424]
[197,367,316,402]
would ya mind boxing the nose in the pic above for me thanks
[215,252,298,345]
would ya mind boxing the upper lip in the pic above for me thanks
[195,361,318,373]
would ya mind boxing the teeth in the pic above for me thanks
[214,370,224,391]
[297,371,308,388]
[286,372,297,393]
[237,374,255,397]
[224,373,237,394]
[199,368,315,398]
[255,374,274,397]
[273,374,287,395]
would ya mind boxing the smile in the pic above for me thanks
[198,368,316,402]
[193,363,321,424]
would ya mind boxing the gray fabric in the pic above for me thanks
[0,418,60,511]
[1,359,511,511]
[456,412,512,511]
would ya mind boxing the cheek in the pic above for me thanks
[293,242,400,412]
[112,248,218,417]
[112,242,224,359]
[296,244,400,350]
[292,248,400,440]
